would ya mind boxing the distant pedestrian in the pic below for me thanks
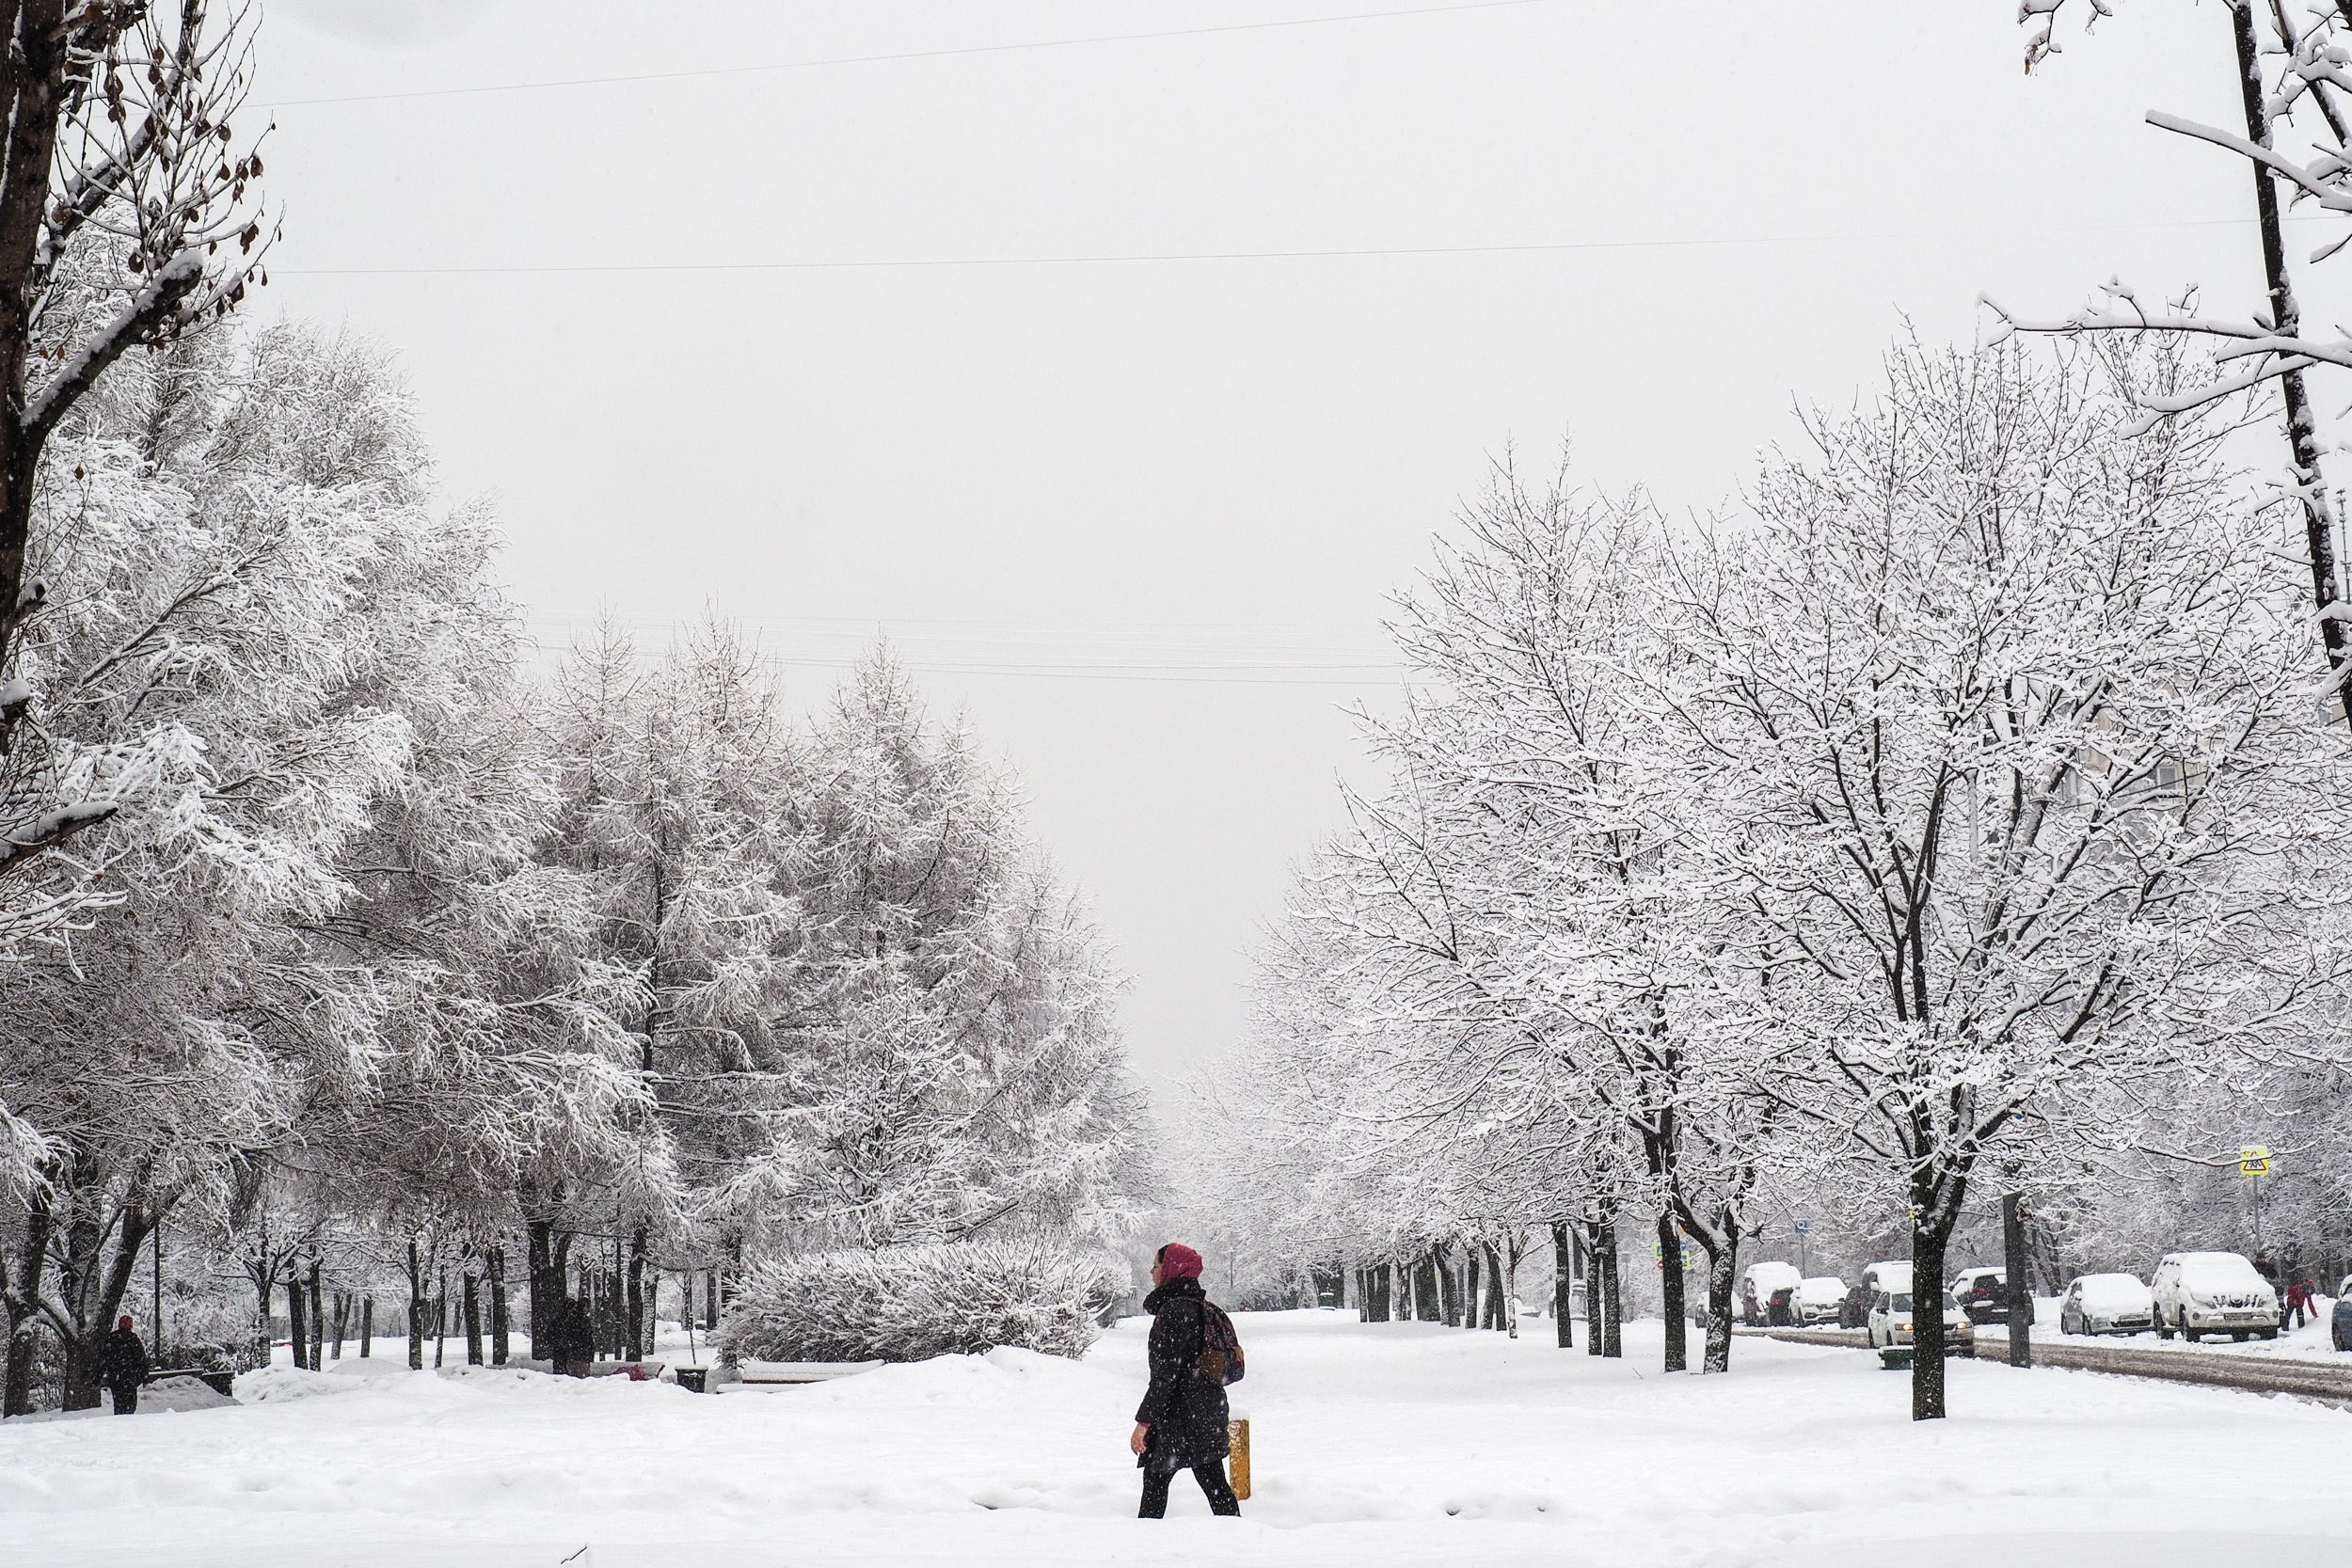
[102,1314,150,1416]
[1131,1242,1241,1519]
[2284,1276,2316,1330]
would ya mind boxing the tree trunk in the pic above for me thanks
[308,1258,325,1369]
[1438,1243,1461,1326]
[489,1248,510,1366]
[1911,1197,1956,1421]
[1584,1220,1604,1357]
[526,1218,555,1355]
[2,1174,55,1417]
[405,1240,427,1372]
[1502,1236,1521,1338]
[1481,1243,1504,1329]
[330,1291,348,1360]
[627,1227,647,1360]
[464,1269,484,1366]
[611,1254,626,1359]
[1703,1236,1738,1374]
[1552,1223,1575,1349]
[2002,1192,2033,1370]
[1600,1219,1624,1359]
[434,1269,450,1370]
[1658,1214,1687,1372]
[360,1296,373,1359]
[705,1267,719,1333]
[287,1271,310,1371]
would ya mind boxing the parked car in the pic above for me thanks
[2150,1251,2280,1342]
[1841,1260,1913,1328]
[2333,1291,2352,1353]
[1865,1289,1974,1352]
[1948,1265,2002,1309]
[1789,1276,1848,1325]
[1739,1261,1804,1326]
[2058,1273,2154,1336]
[1953,1268,2034,1326]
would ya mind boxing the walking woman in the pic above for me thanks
[1129,1242,1241,1518]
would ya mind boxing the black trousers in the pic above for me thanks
[109,1384,138,1416]
[1139,1459,1239,1518]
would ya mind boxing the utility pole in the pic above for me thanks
[152,1218,164,1358]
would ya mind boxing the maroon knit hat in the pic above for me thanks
[1156,1243,1203,1280]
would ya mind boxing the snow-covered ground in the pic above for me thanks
[4,1308,2345,1568]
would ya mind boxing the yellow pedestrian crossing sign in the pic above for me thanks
[2239,1146,2271,1178]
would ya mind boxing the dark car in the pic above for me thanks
[1958,1270,2034,1327]
[2333,1291,2352,1352]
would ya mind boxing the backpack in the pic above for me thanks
[1196,1301,1246,1386]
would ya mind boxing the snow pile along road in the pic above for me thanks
[1,1308,2345,1568]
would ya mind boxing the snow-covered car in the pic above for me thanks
[1865,1289,1973,1352]
[1953,1268,2034,1326]
[2058,1273,2154,1336]
[1739,1260,1804,1326]
[1840,1259,1913,1328]
[1948,1265,2001,1309]
[2331,1292,2352,1353]
[1789,1276,1848,1325]
[2151,1252,2280,1342]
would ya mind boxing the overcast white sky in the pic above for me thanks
[252,0,2329,1105]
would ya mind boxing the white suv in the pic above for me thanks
[2150,1251,2280,1342]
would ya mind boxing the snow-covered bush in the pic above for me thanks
[719,1240,1121,1363]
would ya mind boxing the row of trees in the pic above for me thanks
[0,7,1148,1414]
[1187,336,2352,1419]
[0,311,1151,1410]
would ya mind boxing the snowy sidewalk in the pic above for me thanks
[2,1308,2345,1568]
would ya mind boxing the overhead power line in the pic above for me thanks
[270,213,2327,279]
[263,0,1555,110]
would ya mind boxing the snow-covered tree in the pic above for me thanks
[1645,338,2352,1418]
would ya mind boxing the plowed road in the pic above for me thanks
[1737,1324,2352,1406]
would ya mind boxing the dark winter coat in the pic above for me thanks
[1135,1276,1231,1473]
[102,1327,150,1392]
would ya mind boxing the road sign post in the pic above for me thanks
[2240,1147,2272,1257]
